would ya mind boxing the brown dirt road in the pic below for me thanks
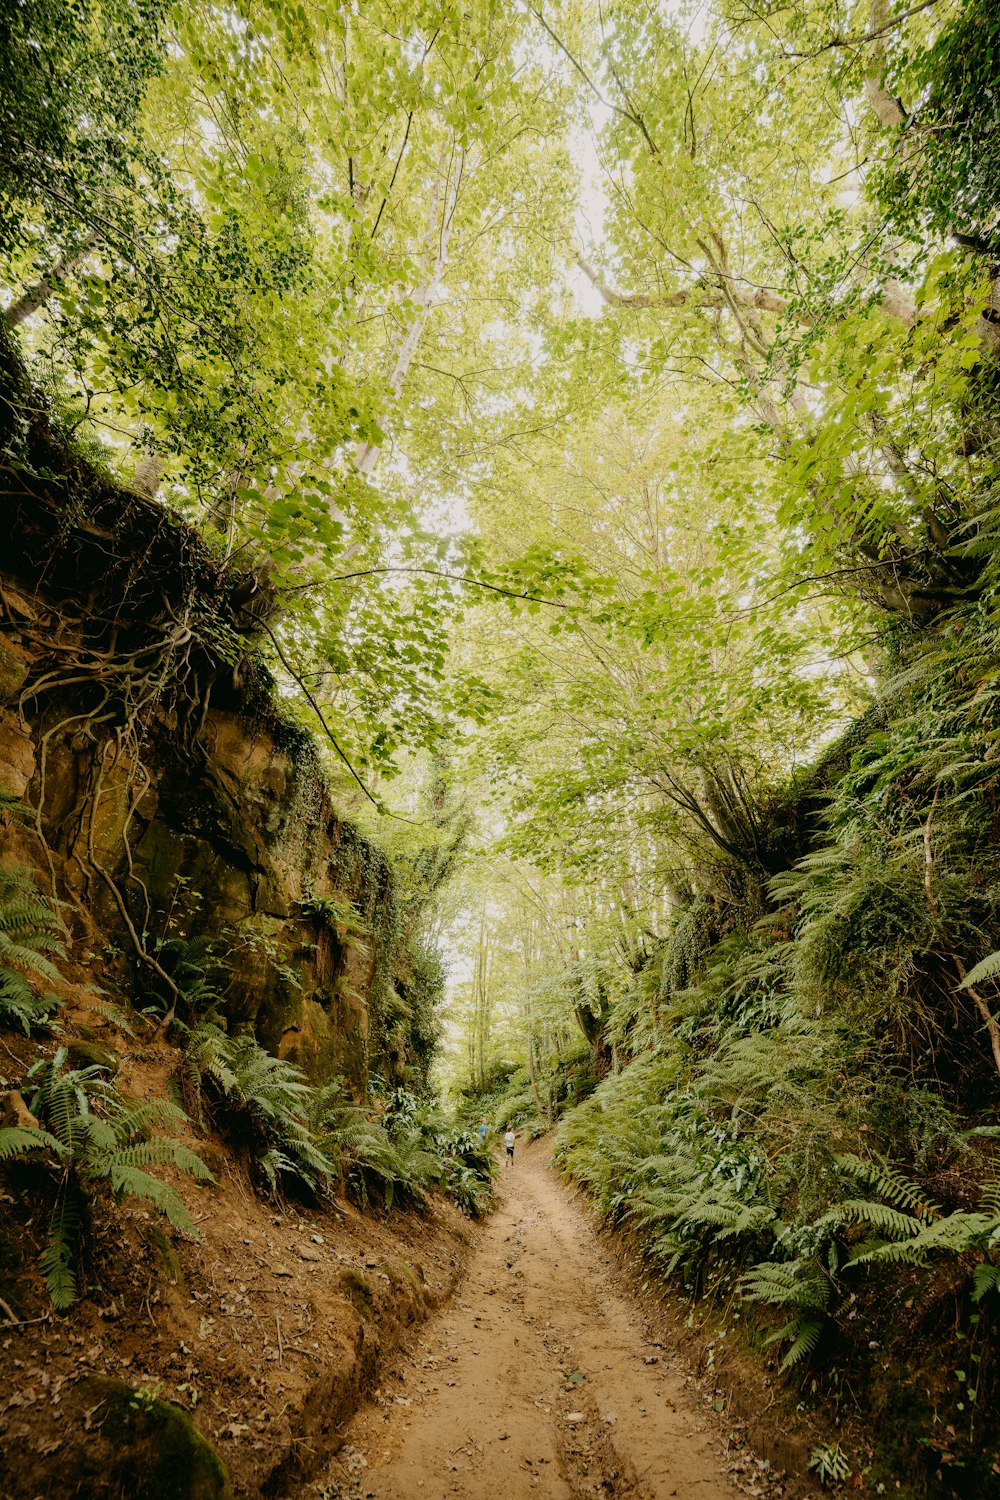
[312,1140,803,1500]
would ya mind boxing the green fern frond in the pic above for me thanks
[833,1199,925,1239]
[0,865,65,1034]
[973,1263,1000,1302]
[106,1163,195,1232]
[81,1116,118,1154]
[741,1259,830,1311]
[0,1124,65,1159]
[12,1052,209,1307]
[92,1002,136,1038]
[0,932,63,978]
[958,950,1000,990]
[852,1211,993,1267]
[112,1098,188,1141]
[257,1147,300,1194]
[180,1026,333,1195]
[0,974,61,1033]
[834,1154,937,1218]
[111,1140,213,1181]
[41,1184,82,1310]
[778,1315,824,1370]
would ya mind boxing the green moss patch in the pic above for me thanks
[64,1376,233,1500]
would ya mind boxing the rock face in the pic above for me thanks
[0,328,422,1095]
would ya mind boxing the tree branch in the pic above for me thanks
[785,0,943,60]
[282,565,572,608]
[260,621,383,809]
[577,250,793,320]
[576,249,916,328]
[525,3,661,156]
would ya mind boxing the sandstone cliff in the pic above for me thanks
[0,328,430,1095]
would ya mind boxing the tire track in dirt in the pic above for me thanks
[311,1140,788,1500]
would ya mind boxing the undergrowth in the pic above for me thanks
[161,955,494,1216]
[0,790,67,1034]
[0,1048,212,1308]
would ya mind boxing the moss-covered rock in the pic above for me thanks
[58,1376,233,1500]
[66,1040,119,1073]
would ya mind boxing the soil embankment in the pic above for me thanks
[314,1141,814,1500]
[0,1142,472,1499]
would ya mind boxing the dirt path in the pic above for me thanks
[311,1141,793,1500]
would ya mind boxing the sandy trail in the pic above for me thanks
[312,1139,777,1500]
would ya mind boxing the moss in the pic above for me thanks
[327,820,402,1087]
[143,1224,184,1291]
[388,1259,421,1289]
[339,1268,375,1321]
[67,1040,119,1073]
[0,636,28,701]
[194,1142,227,1179]
[76,1376,233,1499]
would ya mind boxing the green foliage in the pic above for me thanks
[307,1079,423,1209]
[808,1443,852,1486]
[826,1158,1000,1275]
[174,1010,493,1214]
[873,0,1000,251]
[958,950,1000,991]
[177,1020,333,1196]
[9,1,1000,1483]
[740,1259,831,1371]
[0,0,167,257]
[0,863,65,1034]
[493,1082,538,1133]
[309,1082,494,1215]
[0,1048,211,1308]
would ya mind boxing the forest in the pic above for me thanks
[2,0,1000,1495]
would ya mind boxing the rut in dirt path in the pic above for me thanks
[312,1140,796,1500]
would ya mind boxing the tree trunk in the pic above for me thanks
[3,233,99,328]
[353,140,466,476]
[132,450,164,501]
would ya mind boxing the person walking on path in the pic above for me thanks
[504,1128,516,1167]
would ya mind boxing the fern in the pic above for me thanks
[0,864,66,1034]
[40,1181,84,1311]
[824,1199,925,1239]
[0,1123,64,1159]
[957,949,1000,990]
[771,1315,825,1370]
[13,1052,213,1307]
[851,1211,994,1267]
[972,1263,1000,1302]
[833,1154,938,1218]
[92,1000,137,1038]
[310,1085,422,1208]
[740,1257,834,1371]
[741,1258,831,1311]
[177,1022,334,1195]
